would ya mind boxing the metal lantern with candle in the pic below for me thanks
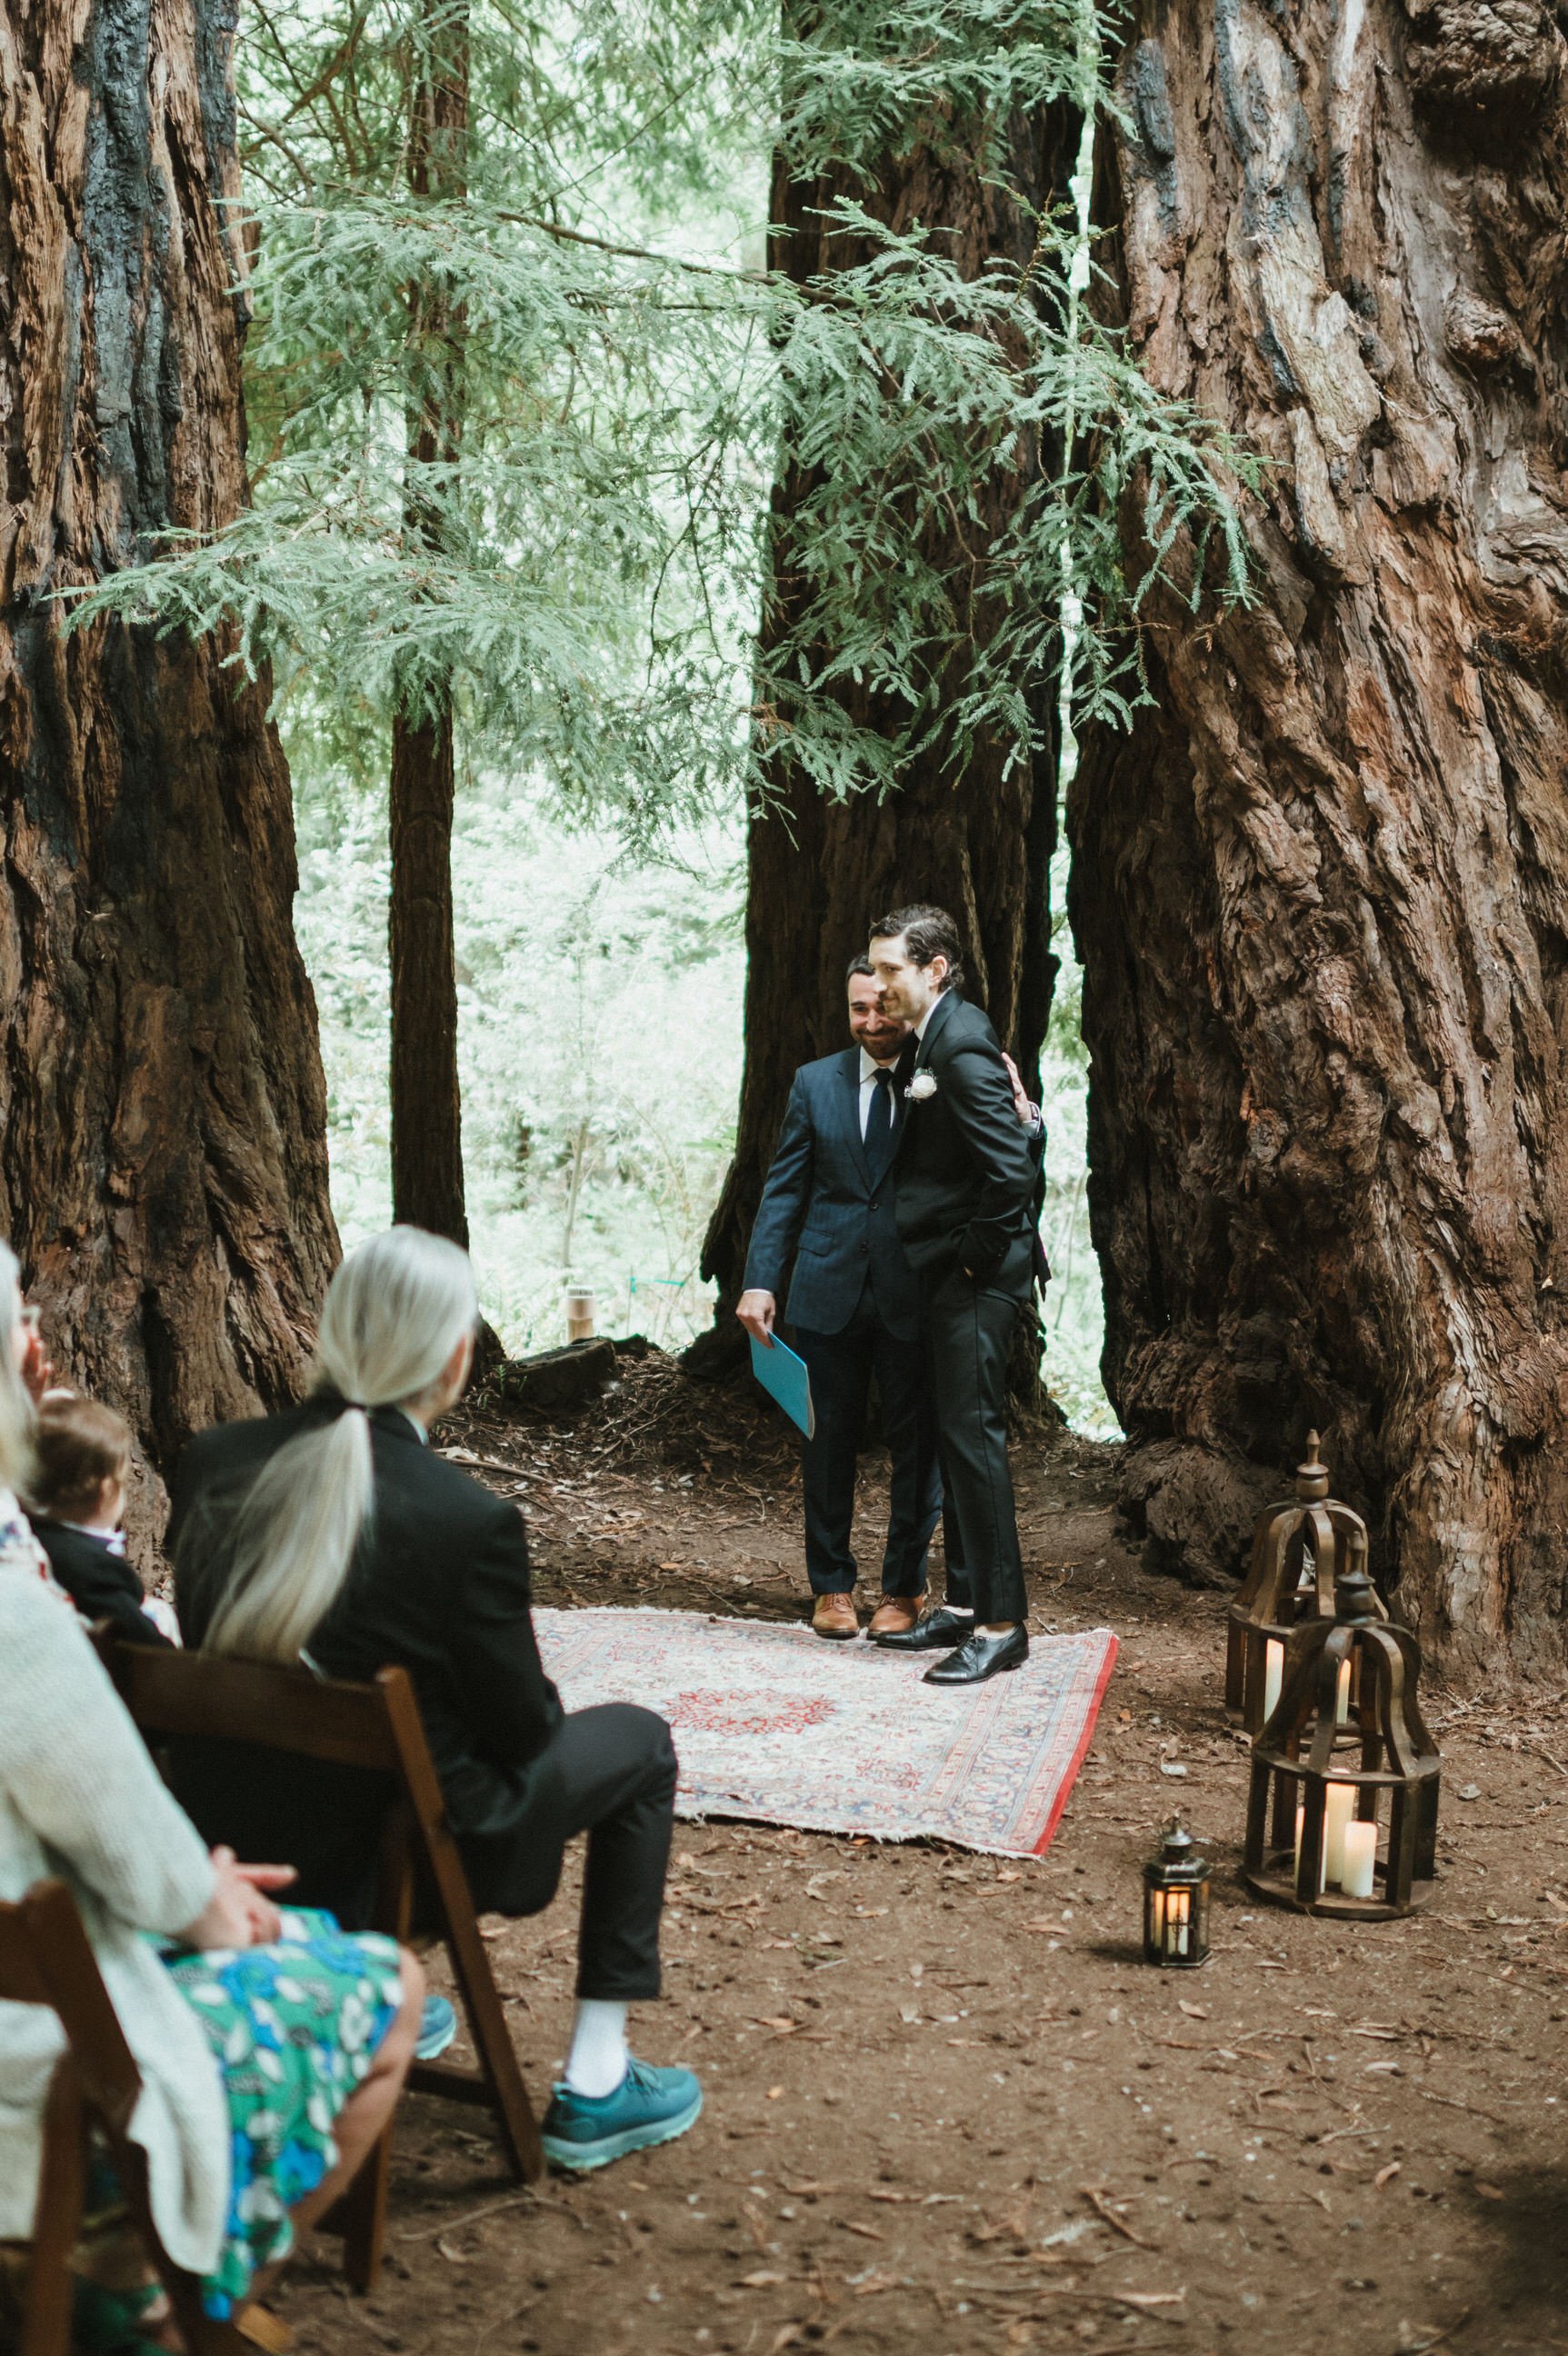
[1144,1816,1212,1967]
[1226,1432,1388,1733]
[1243,1557,1440,1919]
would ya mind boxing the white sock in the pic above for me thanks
[564,1999,630,2098]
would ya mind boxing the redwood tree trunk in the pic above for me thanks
[389,13,468,1245]
[1074,0,1568,1668]
[0,0,337,1505]
[696,117,1063,1351]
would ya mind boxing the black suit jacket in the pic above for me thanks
[166,1400,566,1924]
[892,991,1039,1291]
[33,1520,174,1651]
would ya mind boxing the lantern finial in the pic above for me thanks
[1295,1431,1329,1502]
[1333,1560,1379,1623]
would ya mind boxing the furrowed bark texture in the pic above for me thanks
[0,0,337,1514]
[1073,0,1568,1666]
[389,10,468,1246]
[697,119,1061,1342]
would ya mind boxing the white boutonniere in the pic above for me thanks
[906,1071,939,1102]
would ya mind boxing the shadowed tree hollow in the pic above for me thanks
[696,114,1067,1346]
[1074,0,1568,1668]
[0,0,337,1500]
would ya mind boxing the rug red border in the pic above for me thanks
[1031,1632,1120,1855]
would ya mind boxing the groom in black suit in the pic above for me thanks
[866,904,1039,1686]
[737,959,940,1641]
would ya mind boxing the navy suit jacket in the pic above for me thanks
[743,1048,920,1341]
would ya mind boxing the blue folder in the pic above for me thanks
[749,1333,815,1439]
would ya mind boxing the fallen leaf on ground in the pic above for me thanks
[1373,2162,1401,2189]
[435,2239,470,2264]
[1474,2183,1505,2201]
[1177,2001,1208,2019]
[840,2221,884,2241]
[754,2017,798,2033]
[741,2270,789,2289]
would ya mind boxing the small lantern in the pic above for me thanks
[1243,1558,1440,1919]
[1226,1432,1387,1732]
[1143,1815,1211,1968]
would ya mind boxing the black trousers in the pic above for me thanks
[921,1263,1029,1626]
[461,1703,676,2002]
[793,1288,941,1596]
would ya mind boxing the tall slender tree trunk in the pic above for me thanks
[389,10,468,1244]
[1074,0,1568,1668]
[0,0,337,1506]
[694,115,1064,1362]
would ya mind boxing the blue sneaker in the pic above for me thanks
[415,1993,459,2061]
[541,2058,703,2171]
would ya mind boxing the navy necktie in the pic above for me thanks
[865,1064,894,1173]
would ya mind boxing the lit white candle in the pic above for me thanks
[1334,1660,1352,1727]
[1341,1819,1376,1900]
[1263,1639,1283,1721]
[1170,1888,1189,1958]
[1323,1782,1354,1885]
[1149,1889,1165,1950]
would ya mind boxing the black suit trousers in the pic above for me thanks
[920,1263,1028,1625]
[793,1288,940,1596]
[460,1702,677,2002]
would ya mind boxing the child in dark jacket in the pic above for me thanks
[27,1394,175,1648]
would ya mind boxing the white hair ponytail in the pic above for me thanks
[0,1243,35,1499]
[204,1227,477,1665]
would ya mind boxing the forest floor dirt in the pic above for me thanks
[279,1356,1568,2356]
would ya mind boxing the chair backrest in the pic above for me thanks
[93,1634,457,1940]
[0,1881,142,2132]
[93,1642,405,1774]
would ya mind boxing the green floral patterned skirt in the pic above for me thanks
[163,1907,404,2318]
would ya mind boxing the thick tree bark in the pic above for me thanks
[0,0,337,1508]
[694,116,1063,1360]
[389,12,468,1245]
[1074,0,1568,1667]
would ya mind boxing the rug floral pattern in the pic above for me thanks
[534,1608,1118,1858]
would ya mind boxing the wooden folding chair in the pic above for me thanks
[0,1876,253,2356]
[94,1638,544,2295]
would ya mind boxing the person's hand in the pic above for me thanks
[736,1289,777,1346]
[17,1311,54,1404]
[1000,1052,1034,1128]
[181,1848,296,1951]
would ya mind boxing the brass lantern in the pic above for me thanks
[1243,1558,1440,1919]
[1226,1432,1387,1732]
[1143,1815,1211,1967]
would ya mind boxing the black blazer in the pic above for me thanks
[166,1400,566,1925]
[893,990,1039,1291]
[742,1047,920,1340]
[32,1520,175,1651]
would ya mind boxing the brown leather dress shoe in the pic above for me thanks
[867,1595,921,1639]
[812,1592,860,1640]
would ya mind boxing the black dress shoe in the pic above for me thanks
[923,1625,1029,1685]
[869,1605,974,1652]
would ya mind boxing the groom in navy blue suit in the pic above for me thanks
[736,959,940,1641]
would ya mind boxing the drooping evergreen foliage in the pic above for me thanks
[73,0,1252,822]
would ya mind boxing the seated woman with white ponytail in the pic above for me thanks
[167,1225,699,2175]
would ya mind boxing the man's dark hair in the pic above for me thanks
[867,903,965,993]
[845,954,875,982]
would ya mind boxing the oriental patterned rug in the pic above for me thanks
[533,1607,1118,1859]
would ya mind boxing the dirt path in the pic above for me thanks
[279,1372,1568,2356]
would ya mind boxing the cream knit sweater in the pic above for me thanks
[0,1499,228,2271]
